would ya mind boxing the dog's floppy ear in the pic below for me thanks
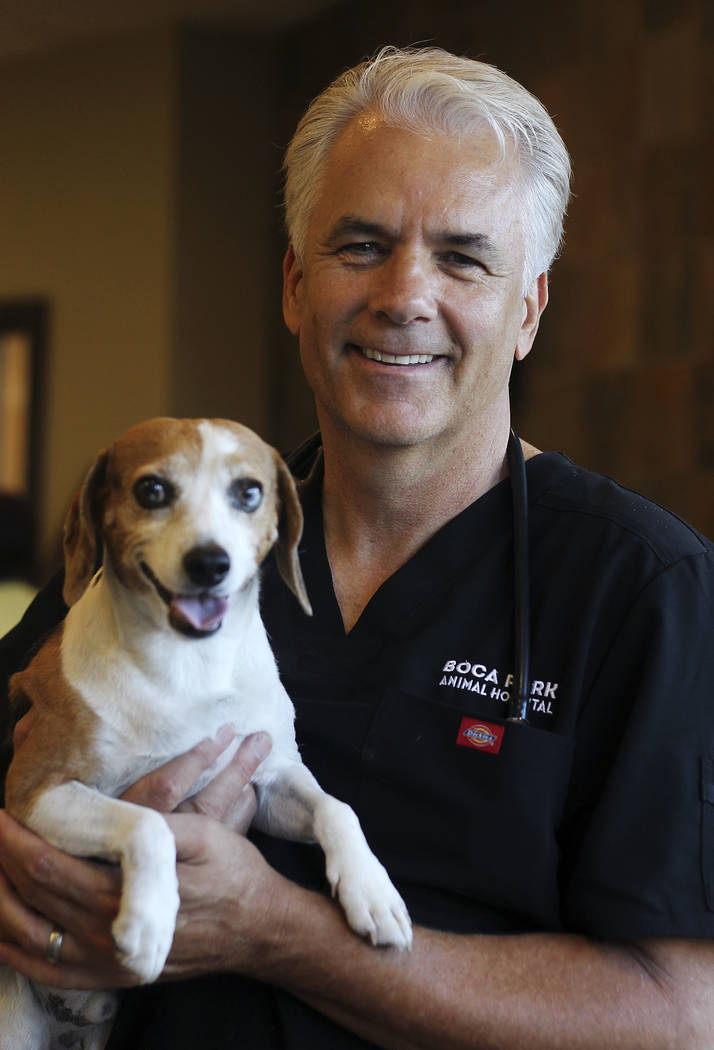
[62,449,109,606]
[273,454,312,616]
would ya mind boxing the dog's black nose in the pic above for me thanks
[183,544,231,587]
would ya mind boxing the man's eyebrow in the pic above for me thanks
[326,216,390,241]
[438,231,498,254]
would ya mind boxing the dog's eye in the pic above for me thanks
[229,478,263,513]
[133,476,174,509]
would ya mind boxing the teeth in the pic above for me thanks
[361,348,434,365]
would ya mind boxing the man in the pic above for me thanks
[1,46,714,1049]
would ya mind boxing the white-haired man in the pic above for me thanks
[1,47,713,1049]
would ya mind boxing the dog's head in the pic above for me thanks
[62,418,311,636]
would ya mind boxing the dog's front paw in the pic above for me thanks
[108,808,180,982]
[112,882,178,983]
[327,851,413,951]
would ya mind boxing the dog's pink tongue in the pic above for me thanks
[171,594,228,631]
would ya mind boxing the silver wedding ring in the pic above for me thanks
[46,925,64,965]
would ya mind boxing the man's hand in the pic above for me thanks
[159,812,291,980]
[0,728,272,987]
[0,810,125,988]
[122,726,271,833]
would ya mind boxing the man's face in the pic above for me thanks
[283,112,547,453]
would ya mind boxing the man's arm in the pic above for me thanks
[165,818,714,1050]
[265,888,713,1050]
[1,794,712,1050]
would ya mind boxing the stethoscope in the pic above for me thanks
[505,429,531,724]
[286,428,532,726]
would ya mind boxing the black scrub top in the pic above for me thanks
[256,450,714,942]
[2,448,714,1050]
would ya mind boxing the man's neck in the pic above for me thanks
[319,420,514,632]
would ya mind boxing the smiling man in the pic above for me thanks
[281,106,548,632]
[1,46,714,1050]
[283,119,543,453]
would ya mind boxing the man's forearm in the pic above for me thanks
[249,881,713,1050]
[1,807,711,1048]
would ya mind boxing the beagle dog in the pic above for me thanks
[0,417,411,1050]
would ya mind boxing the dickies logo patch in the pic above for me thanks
[457,717,504,755]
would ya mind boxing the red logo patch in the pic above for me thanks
[456,717,504,755]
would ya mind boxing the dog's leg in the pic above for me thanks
[254,762,412,950]
[24,782,179,983]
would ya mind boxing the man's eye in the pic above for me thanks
[229,478,263,513]
[339,241,384,260]
[133,476,174,509]
[442,251,481,269]
[438,252,489,282]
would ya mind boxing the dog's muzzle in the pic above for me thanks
[140,548,230,638]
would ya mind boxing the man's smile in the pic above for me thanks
[361,347,435,365]
[352,345,440,366]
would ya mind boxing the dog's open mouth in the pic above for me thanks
[140,562,229,638]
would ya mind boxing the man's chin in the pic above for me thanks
[324,409,444,451]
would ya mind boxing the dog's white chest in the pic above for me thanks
[59,579,295,796]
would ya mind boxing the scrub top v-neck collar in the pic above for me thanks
[296,449,563,643]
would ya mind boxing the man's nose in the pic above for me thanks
[368,249,438,324]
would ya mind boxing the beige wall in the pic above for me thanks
[0,27,280,573]
[0,31,176,569]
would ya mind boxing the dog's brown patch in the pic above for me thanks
[7,628,101,820]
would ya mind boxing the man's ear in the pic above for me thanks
[515,272,548,362]
[282,244,303,336]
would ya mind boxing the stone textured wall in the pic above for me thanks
[272,0,713,535]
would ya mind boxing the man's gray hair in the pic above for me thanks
[283,46,571,291]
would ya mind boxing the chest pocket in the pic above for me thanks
[296,688,575,933]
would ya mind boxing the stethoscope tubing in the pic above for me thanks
[506,430,531,723]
